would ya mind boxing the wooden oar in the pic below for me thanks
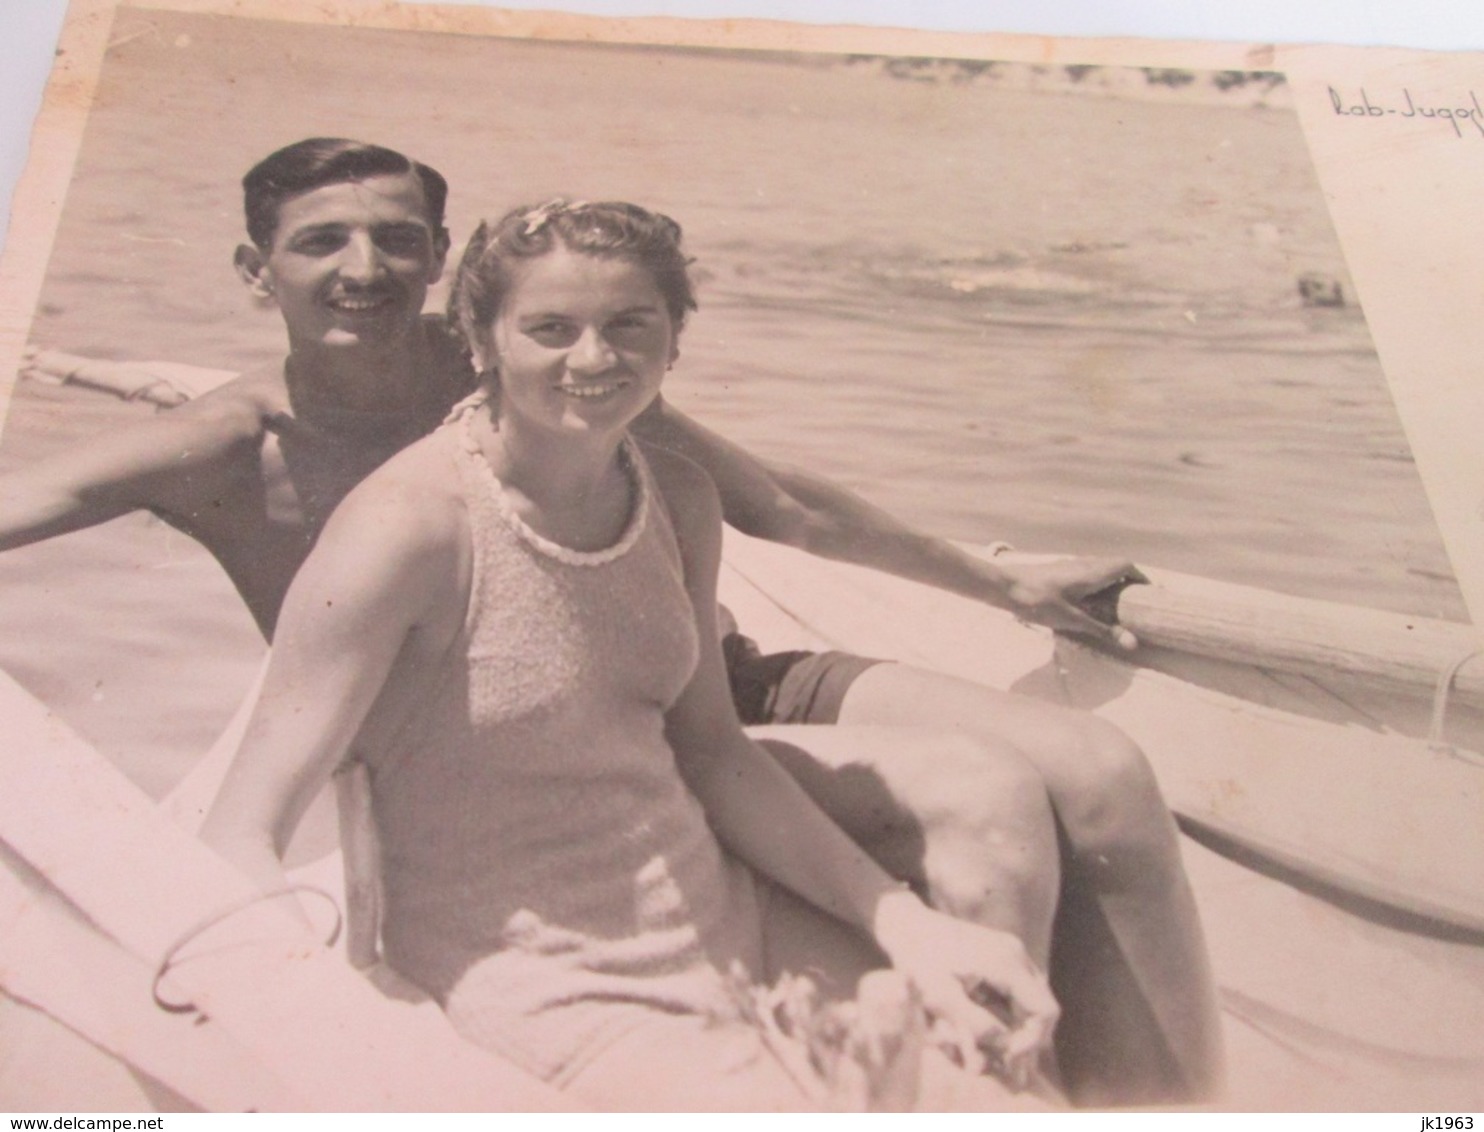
[1099,567,1484,719]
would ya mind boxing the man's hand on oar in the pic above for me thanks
[1000,556,1148,652]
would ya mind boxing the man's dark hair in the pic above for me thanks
[242,138,450,249]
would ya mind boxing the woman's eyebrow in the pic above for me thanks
[517,303,660,321]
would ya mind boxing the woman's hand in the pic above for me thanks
[1000,556,1148,651]
[874,893,1059,1088]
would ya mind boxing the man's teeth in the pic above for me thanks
[560,383,623,399]
[330,295,391,311]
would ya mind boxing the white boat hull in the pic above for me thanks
[717,529,1484,1109]
[3,536,1483,1110]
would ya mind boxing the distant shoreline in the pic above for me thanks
[839,55,1292,109]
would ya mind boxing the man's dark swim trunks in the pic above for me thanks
[722,628,886,726]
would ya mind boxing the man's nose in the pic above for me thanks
[568,327,616,372]
[338,232,385,284]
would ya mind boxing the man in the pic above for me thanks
[0,139,1218,1105]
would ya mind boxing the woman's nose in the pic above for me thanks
[568,328,616,372]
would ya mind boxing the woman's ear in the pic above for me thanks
[233,244,276,303]
[469,331,497,379]
[480,366,501,390]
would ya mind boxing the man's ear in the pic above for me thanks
[428,227,452,284]
[233,244,276,301]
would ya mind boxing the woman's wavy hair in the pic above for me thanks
[448,199,698,364]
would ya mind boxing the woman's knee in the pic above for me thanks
[906,737,1060,923]
[895,733,1050,838]
[1043,717,1181,881]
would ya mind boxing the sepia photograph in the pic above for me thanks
[0,0,1481,1114]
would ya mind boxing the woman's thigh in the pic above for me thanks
[562,1009,820,1111]
[554,889,875,1111]
[748,726,1060,926]
[569,889,1057,1111]
[753,886,1053,1111]
[747,724,1048,853]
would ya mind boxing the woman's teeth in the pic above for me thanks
[559,383,623,399]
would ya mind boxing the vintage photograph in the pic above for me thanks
[0,0,1480,1113]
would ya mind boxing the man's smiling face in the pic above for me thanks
[241,171,448,353]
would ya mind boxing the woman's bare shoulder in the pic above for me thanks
[321,430,468,557]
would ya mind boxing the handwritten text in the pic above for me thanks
[1329,87,1484,138]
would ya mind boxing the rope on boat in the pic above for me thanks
[152,883,343,1015]
[19,347,235,408]
[1429,646,1484,764]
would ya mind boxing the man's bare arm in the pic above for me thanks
[632,397,1140,648]
[0,385,266,552]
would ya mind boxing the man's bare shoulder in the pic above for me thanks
[630,399,781,503]
[629,394,692,449]
[642,442,723,539]
[161,363,287,443]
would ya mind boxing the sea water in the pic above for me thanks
[0,15,1465,789]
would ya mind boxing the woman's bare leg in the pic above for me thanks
[750,729,1060,969]
[832,663,1223,1106]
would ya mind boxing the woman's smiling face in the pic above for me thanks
[487,244,677,438]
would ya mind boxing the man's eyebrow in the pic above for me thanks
[284,222,349,237]
[285,219,429,235]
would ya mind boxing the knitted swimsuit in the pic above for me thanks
[365,408,764,1082]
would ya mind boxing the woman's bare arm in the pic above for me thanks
[199,455,463,891]
[648,447,1057,1075]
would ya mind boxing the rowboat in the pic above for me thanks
[715,537,1484,1111]
[3,353,1483,1110]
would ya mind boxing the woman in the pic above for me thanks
[202,199,1060,1109]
